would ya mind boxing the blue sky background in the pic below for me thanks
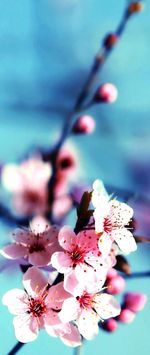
[0,1,150,354]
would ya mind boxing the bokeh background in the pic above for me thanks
[0,0,150,354]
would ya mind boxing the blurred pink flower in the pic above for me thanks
[0,216,60,267]
[73,115,96,134]
[2,158,51,216]
[103,318,118,332]
[2,267,75,344]
[124,292,148,313]
[53,195,73,219]
[106,274,126,295]
[118,309,135,323]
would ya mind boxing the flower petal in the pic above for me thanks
[51,251,73,273]
[76,230,98,252]
[98,233,113,257]
[30,216,49,234]
[44,309,61,326]
[59,297,80,323]
[2,289,28,315]
[110,200,133,227]
[94,293,121,319]
[13,314,39,343]
[46,281,70,310]
[12,228,33,244]
[64,270,85,297]
[45,322,71,338]
[58,226,76,251]
[23,267,48,297]
[28,249,52,267]
[92,179,109,208]
[77,309,99,340]
[61,324,81,347]
[0,244,27,259]
[93,210,106,234]
[112,229,137,254]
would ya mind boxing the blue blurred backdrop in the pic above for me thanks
[0,1,150,354]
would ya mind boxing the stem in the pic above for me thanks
[8,342,25,355]
[124,271,150,279]
[45,3,139,220]
[73,345,83,355]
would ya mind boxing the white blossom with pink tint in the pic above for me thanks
[92,180,137,255]
[1,158,51,216]
[0,216,60,267]
[59,275,120,340]
[2,267,81,346]
[51,226,111,288]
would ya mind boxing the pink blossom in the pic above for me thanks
[103,318,118,332]
[59,277,120,340]
[0,217,60,267]
[118,309,135,323]
[94,83,118,103]
[92,180,137,255]
[124,292,148,312]
[2,267,81,346]
[2,158,51,216]
[73,116,96,134]
[51,226,110,289]
[106,274,126,295]
[53,195,73,219]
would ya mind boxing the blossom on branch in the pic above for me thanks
[1,158,51,216]
[92,180,137,254]
[51,225,111,289]
[0,216,60,267]
[2,267,81,347]
[59,274,120,340]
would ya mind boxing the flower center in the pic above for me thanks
[24,190,40,204]
[29,242,45,254]
[77,292,94,310]
[70,246,85,266]
[28,298,46,317]
[103,217,113,233]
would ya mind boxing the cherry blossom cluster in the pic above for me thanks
[1,179,142,347]
[0,2,147,353]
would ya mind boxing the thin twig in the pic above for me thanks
[73,345,83,355]
[45,3,142,220]
[7,342,24,355]
[124,271,150,279]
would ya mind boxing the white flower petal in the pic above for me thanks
[112,229,137,254]
[59,297,80,323]
[94,293,120,319]
[23,267,48,297]
[2,289,28,315]
[110,200,133,227]
[77,309,99,340]
[13,314,39,343]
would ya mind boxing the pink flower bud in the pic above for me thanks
[73,115,95,134]
[118,309,135,323]
[103,33,118,48]
[107,268,118,279]
[104,318,118,332]
[124,292,148,313]
[107,275,126,295]
[94,83,118,103]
